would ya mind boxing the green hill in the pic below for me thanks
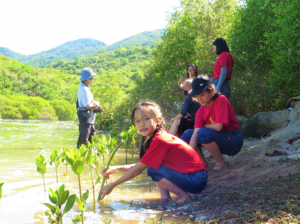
[0,45,152,128]
[104,29,164,51]
[0,29,163,68]
[0,38,107,68]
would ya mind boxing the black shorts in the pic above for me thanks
[178,118,195,136]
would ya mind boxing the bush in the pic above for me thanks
[50,100,77,121]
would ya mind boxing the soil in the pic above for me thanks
[137,122,300,223]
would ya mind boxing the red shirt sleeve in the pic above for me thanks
[140,137,166,169]
[218,53,229,67]
[213,96,230,126]
[194,108,205,128]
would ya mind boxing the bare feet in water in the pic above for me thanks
[213,162,227,171]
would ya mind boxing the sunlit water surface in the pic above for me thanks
[0,120,186,224]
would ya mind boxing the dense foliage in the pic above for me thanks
[228,0,300,115]
[0,29,163,68]
[118,0,238,126]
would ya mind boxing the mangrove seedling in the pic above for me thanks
[36,154,47,192]
[50,149,60,183]
[0,182,4,199]
[121,131,130,164]
[98,142,122,201]
[43,184,76,224]
[74,190,89,224]
[66,147,87,202]
[60,148,70,176]
[128,125,137,159]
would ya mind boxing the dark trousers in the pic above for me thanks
[77,123,96,148]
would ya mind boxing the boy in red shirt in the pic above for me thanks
[181,75,243,170]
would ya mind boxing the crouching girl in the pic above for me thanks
[181,75,243,171]
[99,101,207,203]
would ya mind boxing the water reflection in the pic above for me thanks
[0,120,186,223]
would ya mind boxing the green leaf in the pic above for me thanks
[58,184,65,194]
[37,166,46,175]
[50,149,59,162]
[85,178,91,186]
[0,182,4,199]
[82,190,89,203]
[63,194,76,214]
[71,160,85,175]
[75,196,81,204]
[95,176,101,185]
[69,148,78,160]
[49,188,58,204]
[85,154,93,166]
[43,203,56,213]
[60,190,69,205]
[78,202,85,211]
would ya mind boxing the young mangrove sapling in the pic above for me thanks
[36,154,47,192]
[43,184,76,224]
[50,149,60,183]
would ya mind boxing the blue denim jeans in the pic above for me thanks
[213,78,231,99]
[147,165,207,194]
[181,128,243,156]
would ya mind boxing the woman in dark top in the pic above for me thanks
[169,79,200,137]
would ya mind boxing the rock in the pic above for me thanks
[290,102,300,121]
[163,214,169,216]
[189,214,194,218]
[239,110,290,138]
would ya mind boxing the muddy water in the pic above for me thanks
[0,120,187,224]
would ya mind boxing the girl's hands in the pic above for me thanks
[99,183,113,200]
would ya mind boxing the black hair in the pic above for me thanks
[213,37,230,55]
[130,101,165,159]
[186,63,199,78]
[205,83,221,101]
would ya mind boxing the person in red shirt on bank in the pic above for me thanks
[213,37,234,99]
[99,101,207,203]
[181,75,243,171]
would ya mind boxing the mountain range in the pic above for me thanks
[0,29,164,68]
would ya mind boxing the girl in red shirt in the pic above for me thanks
[181,75,243,171]
[213,37,234,99]
[99,101,207,203]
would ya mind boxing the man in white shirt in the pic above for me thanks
[77,68,102,148]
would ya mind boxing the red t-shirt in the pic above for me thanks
[140,131,207,173]
[214,52,234,80]
[194,95,240,132]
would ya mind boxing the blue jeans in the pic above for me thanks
[147,165,207,194]
[181,128,243,156]
[213,78,231,99]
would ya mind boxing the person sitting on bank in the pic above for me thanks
[169,79,200,137]
[181,75,243,171]
[177,63,199,87]
[77,68,102,149]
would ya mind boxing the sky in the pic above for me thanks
[0,0,180,55]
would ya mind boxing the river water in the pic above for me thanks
[0,120,187,224]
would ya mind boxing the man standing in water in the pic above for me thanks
[77,68,102,148]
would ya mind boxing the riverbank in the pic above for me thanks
[134,120,300,223]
